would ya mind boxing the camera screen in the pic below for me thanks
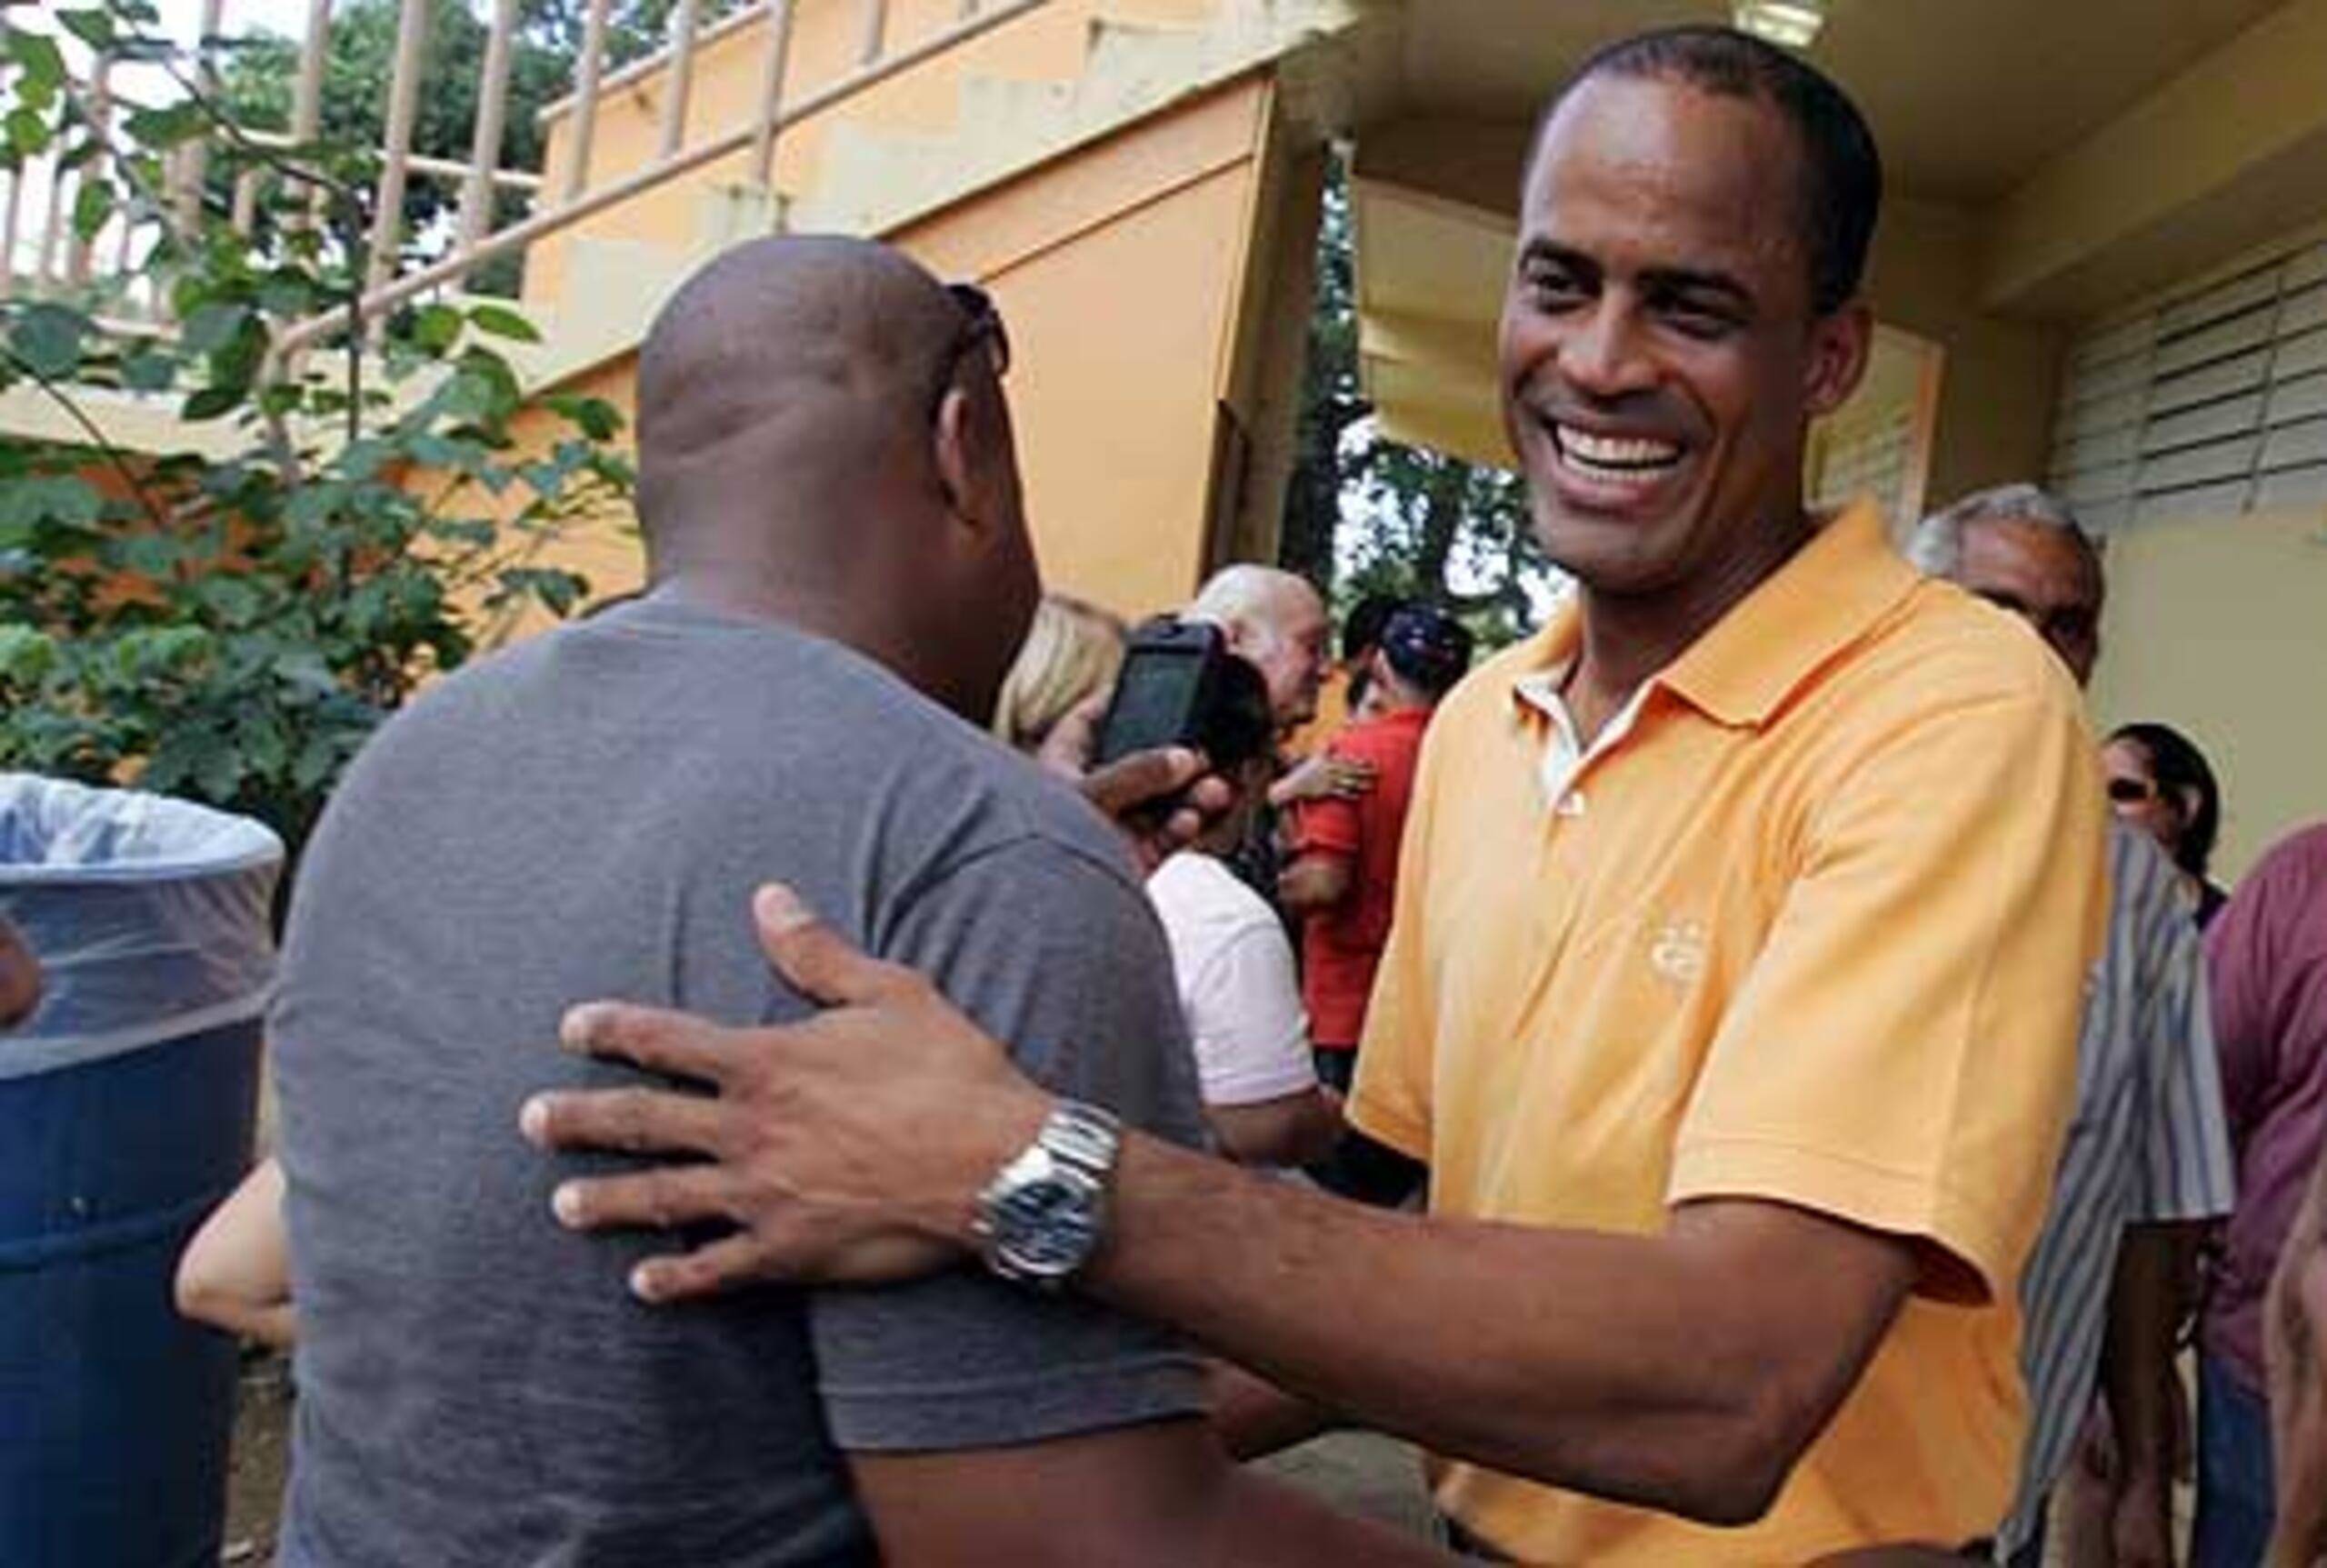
[1104,651,1206,758]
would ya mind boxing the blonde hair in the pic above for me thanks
[991,594,1127,754]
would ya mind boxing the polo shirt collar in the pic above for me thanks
[1502,501,1915,732]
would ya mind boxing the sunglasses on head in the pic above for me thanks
[928,282,1011,418]
[2106,776,2157,804]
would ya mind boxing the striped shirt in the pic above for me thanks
[1997,824,2237,1556]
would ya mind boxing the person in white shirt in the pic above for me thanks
[1146,654,1344,1168]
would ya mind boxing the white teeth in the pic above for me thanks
[1554,424,1682,472]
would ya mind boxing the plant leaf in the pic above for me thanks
[467,303,541,344]
[8,303,90,380]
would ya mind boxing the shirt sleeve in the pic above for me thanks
[1668,688,2107,1305]
[1182,914,1318,1107]
[2208,862,2284,1162]
[807,836,1208,1453]
[2119,836,2237,1223]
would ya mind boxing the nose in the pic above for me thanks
[1558,296,1655,400]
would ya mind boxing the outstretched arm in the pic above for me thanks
[175,1157,296,1349]
[851,1415,1443,1567]
[525,886,1916,1525]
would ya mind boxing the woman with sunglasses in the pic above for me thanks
[2103,721,2230,929]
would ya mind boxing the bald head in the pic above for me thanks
[630,235,1040,722]
[1187,564,1330,729]
[635,236,972,569]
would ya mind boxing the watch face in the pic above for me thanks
[992,1168,1104,1279]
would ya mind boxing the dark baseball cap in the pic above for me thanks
[1379,604,1474,694]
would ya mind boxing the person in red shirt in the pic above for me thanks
[1280,604,1473,1200]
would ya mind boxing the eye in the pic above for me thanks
[1521,260,1587,311]
[1657,294,1739,340]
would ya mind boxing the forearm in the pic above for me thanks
[1081,1133,1907,1523]
[855,1419,1440,1568]
[178,1284,296,1349]
[1205,1089,1343,1169]
[1275,854,1352,916]
[1169,1457,1444,1566]
[2101,1223,2196,1491]
[1209,1361,1337,1460]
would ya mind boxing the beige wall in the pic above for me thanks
[1863,200,2069,514]
[484,75,1281,640]
[2090,504,2327,884]
[525,0,1216,312]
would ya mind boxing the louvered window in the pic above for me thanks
[2048,238,2327,530]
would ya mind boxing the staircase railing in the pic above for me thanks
[4,0,1054,358]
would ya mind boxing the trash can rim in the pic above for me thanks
[0,839,285,885]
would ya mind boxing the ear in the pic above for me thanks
[1803,301,1873,418]
[931,384,980,524]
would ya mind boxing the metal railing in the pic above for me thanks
[4,0,1044,355]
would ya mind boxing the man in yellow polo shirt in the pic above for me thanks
[523,22,2108,1564]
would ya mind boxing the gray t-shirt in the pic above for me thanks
[272,596,1207,1567]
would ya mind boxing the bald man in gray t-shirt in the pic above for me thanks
[272,599,1208,1565]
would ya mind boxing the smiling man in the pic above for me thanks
[526,27,2108,1563]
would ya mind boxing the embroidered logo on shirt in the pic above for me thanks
[1649,920,1708,986]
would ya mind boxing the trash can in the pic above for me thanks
[0,774,284,1568]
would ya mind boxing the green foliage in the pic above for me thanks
[1276,154,1562,648]
[212,0,752,294]
[0,5,634,854]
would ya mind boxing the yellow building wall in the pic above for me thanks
[525,0,1215,313]
[486,75,1279,639]
[2090,505,2327,884]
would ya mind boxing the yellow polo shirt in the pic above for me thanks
[1349,503,2107,1564]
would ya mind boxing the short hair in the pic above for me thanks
[1196,654,1277,774]
[2108,721,2224,880]
[1187,564,1319,631]
[990,594,1126,754]
[1340,594,1407,662]
[1907,484,2098,582]
[1547,25,1883,315]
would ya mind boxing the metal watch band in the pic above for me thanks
[1039,1101,1121,1180]
[972,1099,1123,1288]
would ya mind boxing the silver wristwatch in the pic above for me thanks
[972,1101,1122,1287]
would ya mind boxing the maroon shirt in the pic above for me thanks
[2205,822,2327,1393]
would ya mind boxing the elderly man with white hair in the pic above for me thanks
[1910,484,2235,1568]
[1184,564,1333,734]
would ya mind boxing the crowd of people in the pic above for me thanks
[5,16,2325,1567]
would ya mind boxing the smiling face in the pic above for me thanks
[1501,74,1868,614]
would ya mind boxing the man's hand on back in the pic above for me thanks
[521,884,1053,1302]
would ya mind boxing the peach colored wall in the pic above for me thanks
[2089,504,2327,885]
[524,0,1214,310]
[487,75,1276,640]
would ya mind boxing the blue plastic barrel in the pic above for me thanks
[0,775,283,1568]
